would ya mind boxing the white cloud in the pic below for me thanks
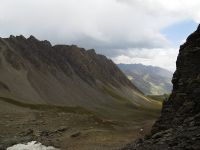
[0,0,199,70]
[112,48,179,71]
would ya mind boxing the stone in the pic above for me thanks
[21,129,34,136]
[56,126,69,132]
[71,132,81,138]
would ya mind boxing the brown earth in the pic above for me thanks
[0,98,158,150]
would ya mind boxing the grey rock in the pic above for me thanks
[71,132,81,138]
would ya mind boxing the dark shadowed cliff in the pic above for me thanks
[122,25,200,149]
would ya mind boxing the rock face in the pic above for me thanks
[0,35,159,119]
[122,25,200,149]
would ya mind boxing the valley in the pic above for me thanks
[0,97,160,150]
[118,64,173,95]
[1,1,200,150]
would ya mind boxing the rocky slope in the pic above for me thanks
[122,25,200,149]
[118,64,173,95]
[0,97,157,150]
[0,35,159,120]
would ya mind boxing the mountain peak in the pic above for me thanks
[28,35,38,41]
[87,49,96,54]
[197,24,200,31]
[9,35,15,39]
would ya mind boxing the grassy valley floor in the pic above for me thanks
[0,97,160,150]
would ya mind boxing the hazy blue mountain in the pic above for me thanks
[118,64,173,95]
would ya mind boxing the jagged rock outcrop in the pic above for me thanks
[0,35,159,120]
[122,25,200,149]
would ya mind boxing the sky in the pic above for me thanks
[0,0,199,71]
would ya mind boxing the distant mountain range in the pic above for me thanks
[0,35,160,120]
[118,64,173,95]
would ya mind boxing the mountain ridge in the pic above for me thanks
[118,63,173,95]
[0,35,159,120]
